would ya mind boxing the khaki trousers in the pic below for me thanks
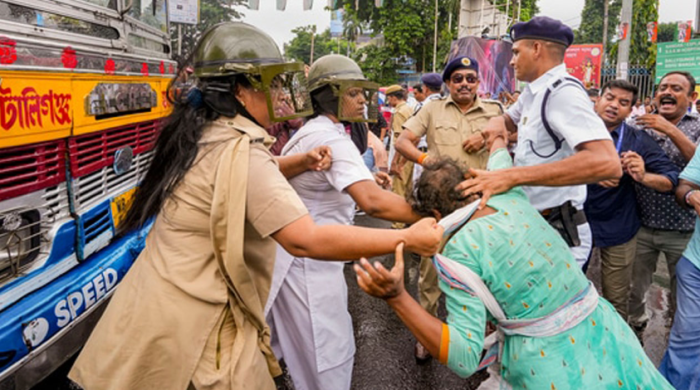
[418,256,440,316]
[391,161,414,229]
[628,226,693,326]
[599,235,637,321]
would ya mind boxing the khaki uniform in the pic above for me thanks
[390,101,415,229]
[403,96,503,315]
[69,115,308,390]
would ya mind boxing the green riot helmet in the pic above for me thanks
[307,54,379,123]
[193,22,312,122]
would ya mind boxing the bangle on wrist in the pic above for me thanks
[417,153,428,165]
[685,189,699,206]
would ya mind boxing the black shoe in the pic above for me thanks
[415,341,432,365]
[631,322,647,346]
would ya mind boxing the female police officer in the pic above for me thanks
[68,23,441,390]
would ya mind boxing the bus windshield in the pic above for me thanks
[128,0,167,33]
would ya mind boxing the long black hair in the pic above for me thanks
[119,65,257,234]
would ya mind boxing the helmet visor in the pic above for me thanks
[336,80,379,123]
[258,62,313,122]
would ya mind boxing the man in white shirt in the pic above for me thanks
[458,16,622,267]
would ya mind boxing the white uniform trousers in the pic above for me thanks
[268,259,354,390]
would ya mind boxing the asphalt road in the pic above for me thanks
[346,215,485,390]
[32,214,670,390]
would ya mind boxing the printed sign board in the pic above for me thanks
[168,0,199,25]
[564,44,603,89]
[656,39,700,83]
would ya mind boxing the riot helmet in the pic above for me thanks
[192,22,312,122]
[307,55,378,123]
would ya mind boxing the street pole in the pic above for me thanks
[696,0,700,34]
[505,0,510,25]
[310,25,316,64]
[602,0,609,63]
[616,0,633,79]
[177,23,182,57]
[433,0,438,72]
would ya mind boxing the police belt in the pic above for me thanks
[539,206,587,225]
[539,201,586,247]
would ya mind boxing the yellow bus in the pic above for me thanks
[0,0,175,387]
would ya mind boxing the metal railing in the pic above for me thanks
[601,63,656,101]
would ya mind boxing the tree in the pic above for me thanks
[608,0,658,68]
[312,0,538,83]
[284,26,353,64]
[169,0,244,62]
[342,8,364,55]
[658,22,676,43]
[574,0,622,56]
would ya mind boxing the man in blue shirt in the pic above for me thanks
[585,79,679,320]
[661,153,700,389]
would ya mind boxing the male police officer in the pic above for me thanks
[458,16,621,268]
[395,57,503,362]
[387,84,416,228]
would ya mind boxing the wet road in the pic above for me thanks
[346,216,485,390]
[32,214,670,390]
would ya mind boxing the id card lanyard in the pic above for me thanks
[616,123,626,153]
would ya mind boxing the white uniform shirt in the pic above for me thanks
[270,115,374,372]
[508,63,611,211]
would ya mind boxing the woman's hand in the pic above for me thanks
[404,218,443,256]
[374,171,392,189]
[354,243,406,300]
[306,146,332,172]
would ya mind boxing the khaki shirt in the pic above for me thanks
[391,101,414,144]
[70,115,308,390]
[403,96,503,169]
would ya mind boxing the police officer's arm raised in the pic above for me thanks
[458,116,622,209]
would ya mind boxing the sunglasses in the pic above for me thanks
[451,74,478,84]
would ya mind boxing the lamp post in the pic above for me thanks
[433,0,438,72]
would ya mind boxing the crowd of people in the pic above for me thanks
[64,15,700,390]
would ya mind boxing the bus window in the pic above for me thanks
[0,1,119,39]
[78,0,118,10]
[127,0,167,33]
[128,33,170,53]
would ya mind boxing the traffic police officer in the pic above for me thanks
[395,56,503,362]
[457,16,621,269]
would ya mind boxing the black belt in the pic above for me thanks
[418,146,428,153]
[540,207,587,225]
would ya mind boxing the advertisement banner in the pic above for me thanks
[564,44,603,89]
[647,22,658,43]
[678,21,692,43]
[447,37,515,97]
[617,22,629,41]
[656,39,700,83]
[168,0,199,24]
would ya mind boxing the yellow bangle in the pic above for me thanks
[417,153,428,165]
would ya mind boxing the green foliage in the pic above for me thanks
[353,44,397,85]
[169,0,244,61]
[658,22,676,43]
[284,26,354,64]
[301,0,537,83]
[608,0,658,67]
[574,0,622,55]
[628,0,658,67]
